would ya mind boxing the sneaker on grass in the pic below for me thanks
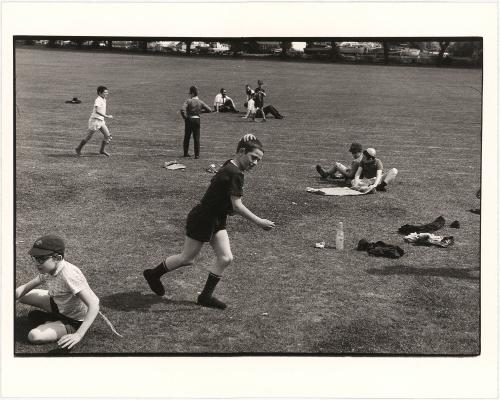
[143,269,165,296]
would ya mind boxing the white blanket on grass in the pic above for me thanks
[306,186,366,196]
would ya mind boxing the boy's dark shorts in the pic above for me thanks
[186,205,227,242]
[49,297,83,334]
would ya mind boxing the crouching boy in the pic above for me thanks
[16,234,100,349]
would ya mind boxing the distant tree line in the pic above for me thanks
[17,39,482,67]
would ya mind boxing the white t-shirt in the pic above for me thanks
[247,98,256,112]
[39,260,90,321]
[90,96,106,120]
[214,93,232,107]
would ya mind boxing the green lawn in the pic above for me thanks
[14,47,481,355]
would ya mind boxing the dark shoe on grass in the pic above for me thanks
[143,269,165,296]
[316,164,328,179]
[182,154,192,158]
[197,294,227,310]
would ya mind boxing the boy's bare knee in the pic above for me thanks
[28,329,43,344]
[220,254,233,266]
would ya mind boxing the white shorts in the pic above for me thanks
[88,117,105,131]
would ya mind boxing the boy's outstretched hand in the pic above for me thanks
[259,218,275,231]
[243,133,257,142]
[58,332,82,349]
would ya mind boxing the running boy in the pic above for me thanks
[75,86,113,157]
[143,136,275,309]
[16,234,100,349]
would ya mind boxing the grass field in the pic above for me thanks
[14,47,481,355]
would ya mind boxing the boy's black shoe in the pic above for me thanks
[182,154,192,158]
[197,294,227,310]
[194,155,200,159]
[316,165,328,179]
[376,181,387,191]
[143,269,165,296]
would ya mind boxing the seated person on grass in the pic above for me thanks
[254,80,284,120]
[351,148,398,193]
[242,93,257,121]
[316,142,363,185]
[214,88,238,113]
[15,234,100,350]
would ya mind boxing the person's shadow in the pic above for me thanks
[366,265,479,281]
[47,153,99,158]
[14,315,35,345]
[100,290,197,312]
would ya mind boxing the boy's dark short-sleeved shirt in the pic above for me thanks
[200,160,244,216]
[186,160,244,242]
[360,158,383,179]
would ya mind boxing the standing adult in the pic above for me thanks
[180,86,212,159]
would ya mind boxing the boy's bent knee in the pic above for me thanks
[28,329,48,344]
[219,254,233,266]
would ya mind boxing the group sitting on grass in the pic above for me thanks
[316,143,398,193]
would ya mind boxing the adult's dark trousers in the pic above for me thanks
[263,105,283,119]
[183,117,201,157]
[215,100,237,113]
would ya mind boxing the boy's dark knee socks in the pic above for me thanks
[152,261,168,277]
[200,272,221,298]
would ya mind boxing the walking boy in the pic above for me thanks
[75,86,113,157]
[143,136,275,309]
[181,86,212,159]
[16,234,100,349]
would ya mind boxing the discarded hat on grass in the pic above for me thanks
[65,97,82,104]
[348,143,362,153]
[363,148,376,157]
[29,234,65,256]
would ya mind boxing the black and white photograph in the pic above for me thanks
[1,2,498,399]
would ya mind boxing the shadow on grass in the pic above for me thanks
[14,315,34,345]
[100,290,196,312]
[367,265,479,280]
[47,153,100,158]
